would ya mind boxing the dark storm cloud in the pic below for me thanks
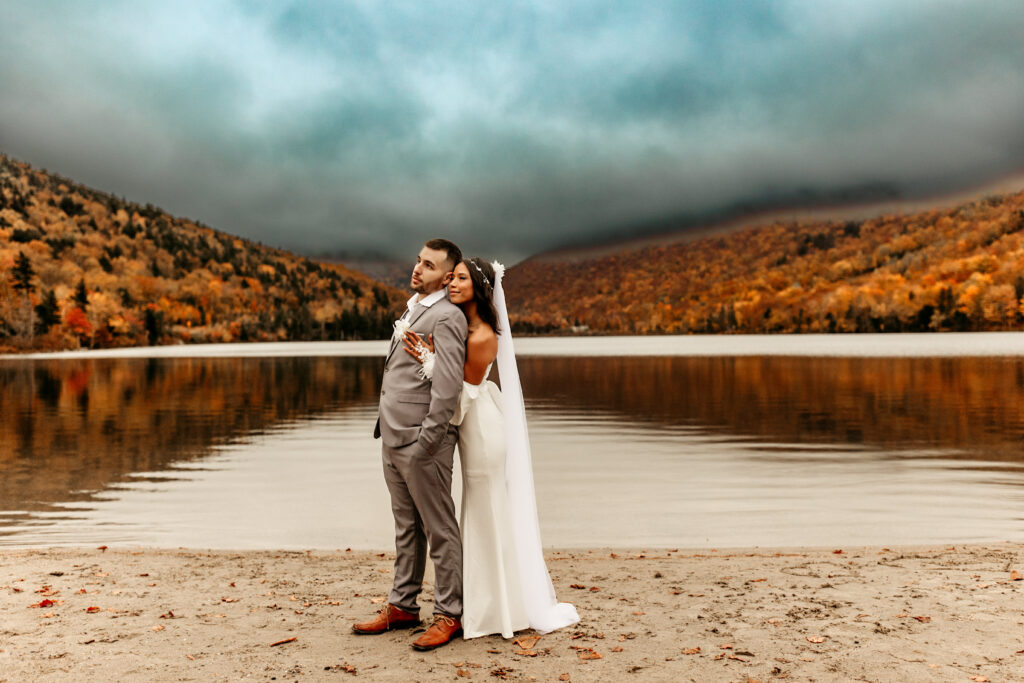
[1,1,1022,262]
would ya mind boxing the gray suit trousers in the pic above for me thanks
[382,429,462,617]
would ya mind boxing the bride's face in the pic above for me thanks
[448,262,474,305]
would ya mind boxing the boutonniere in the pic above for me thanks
[392,318,411,344]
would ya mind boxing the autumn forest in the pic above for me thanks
[0,155,405,353]
[504,188,1024,335]
[3,152,1024,352]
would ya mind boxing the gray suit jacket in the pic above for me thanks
[374,296,468,454]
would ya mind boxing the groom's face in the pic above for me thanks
[411,246,454,295]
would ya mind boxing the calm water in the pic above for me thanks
[2,336,1024,549]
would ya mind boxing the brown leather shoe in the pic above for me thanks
[411,614,462,650]
[352,604,420,634]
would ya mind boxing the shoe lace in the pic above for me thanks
[430,614,456,629]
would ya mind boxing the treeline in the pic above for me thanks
[0,154,404,352]
[504,189,1024,334]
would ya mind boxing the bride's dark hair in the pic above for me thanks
[463,257,500,335]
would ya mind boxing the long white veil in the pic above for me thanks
[491,263,579,633]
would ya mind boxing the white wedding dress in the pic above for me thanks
[417,262,579,639]
[451,365,530,639]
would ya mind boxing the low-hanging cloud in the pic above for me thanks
[1,0,1022,263]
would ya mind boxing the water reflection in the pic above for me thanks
[0,357,382,515]
[1,353,1023,547]
[519,356,1024,459]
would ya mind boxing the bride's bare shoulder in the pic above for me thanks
[467,324,498,356]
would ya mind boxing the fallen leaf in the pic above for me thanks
[159,610,175,619]
[86,606,101,613]
[632,610,644,616]
[569,584,586,590]
[269,636,297,647]
[750,578,767,582]
[800,656,814,662]
[487,649,500,654]
[558,675,570,682]
[577,648,602,660]
[456,669,471,678]
[185,654,195,661]
[41,612,54,618]
[682,647,701,655]
[514,635,540,650]
[97,545,107,552]
[609,553,618,559]
[720,643,734,650]
[152,625,165,632]
[30,599,55,608]
[832,549,843,554]
[806,636,826,643]
[912,616,931,623]
[515,650,538,657]
[1011,570,1022,581]
[610,646,623,653]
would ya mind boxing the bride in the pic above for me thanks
[402,257,578,639]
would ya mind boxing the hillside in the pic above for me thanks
[504,189,1024,334]
[0,154,405,353]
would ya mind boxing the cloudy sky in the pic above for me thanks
[2,1,1022,262]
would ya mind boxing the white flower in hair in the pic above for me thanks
[491,261,505,283]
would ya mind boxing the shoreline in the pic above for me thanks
[2,543,1021,681]
[4,330,1024,361]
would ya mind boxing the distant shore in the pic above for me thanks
[3,330,1024,361]
[2,543,1022,681]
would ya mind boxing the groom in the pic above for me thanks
[354,238,468,650]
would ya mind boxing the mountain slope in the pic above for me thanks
[0,154,405,352]
[504,189,1024,334]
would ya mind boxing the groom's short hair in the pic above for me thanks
[424,238,462,272]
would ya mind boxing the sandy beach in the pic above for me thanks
[1,544,1022,682]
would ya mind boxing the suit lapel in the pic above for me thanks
[386,302,432,363]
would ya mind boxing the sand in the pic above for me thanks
[1,544,1022,682]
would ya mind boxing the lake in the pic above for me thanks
[2,334,1023,549]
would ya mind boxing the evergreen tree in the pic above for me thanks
[144,308,163,346]
[11,252,35,293]
[34,290,60,334]
[75,278,89,310]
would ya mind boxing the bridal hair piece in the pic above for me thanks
[471,260,492,289]
[492,260,580,633]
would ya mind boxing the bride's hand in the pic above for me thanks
[402,330,434,363]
